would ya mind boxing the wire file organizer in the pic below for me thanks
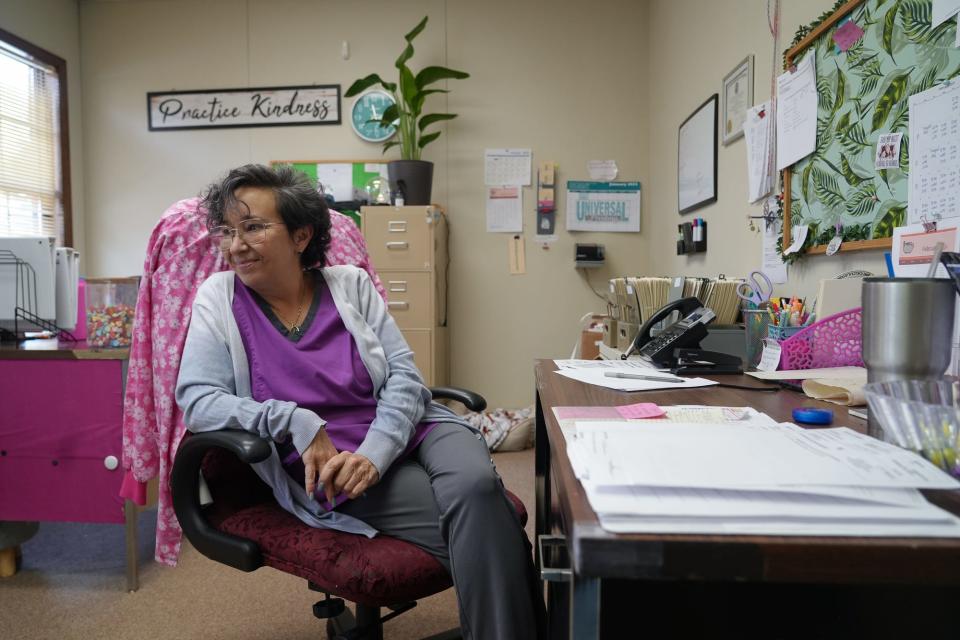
[0,249,76,342]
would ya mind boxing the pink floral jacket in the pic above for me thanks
[120,197,385,566]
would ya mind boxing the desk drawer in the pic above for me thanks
[364,210,434,270]
[384,272,433,328]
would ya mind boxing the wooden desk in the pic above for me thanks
[0,342,144,591]
[534,360,960,639]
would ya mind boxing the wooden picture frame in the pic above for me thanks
[678,94,719,215]
[722,55,754,146]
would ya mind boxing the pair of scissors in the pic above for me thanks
[736,270,774,306]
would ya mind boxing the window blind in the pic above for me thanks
[0,41,63,243]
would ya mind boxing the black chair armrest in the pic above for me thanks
[430,386,487,412]
[171,430,272,572]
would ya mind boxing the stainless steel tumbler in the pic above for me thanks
[862,277,956,438]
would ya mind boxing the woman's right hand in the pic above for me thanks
[301,428,339,499]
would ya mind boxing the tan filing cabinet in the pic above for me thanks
[361,206,448,386]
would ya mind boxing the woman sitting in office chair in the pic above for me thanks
[175,164,540,639]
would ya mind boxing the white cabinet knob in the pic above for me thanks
[104,455,119,471]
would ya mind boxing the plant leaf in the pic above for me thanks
[835,110,851,139]
[399,66,418,114]
[395,16,429,70]
[900,0,955,43]
[840,154,869,186]
[380,103,399,125]
[872,200,906,238]
[817,75,834,111]
[841,122,869,155]
[872,69,911,131]
[411,88,449,114]
[881,0,903,62]
[812,166,845,210]
[415,66,470,89]
[832,63,845,116]
[846,183,879,216]
[380,140,401,155]
[801,162,814,204]
[418,113,457,132]
[418,131,442,149]
[345,73,394,97]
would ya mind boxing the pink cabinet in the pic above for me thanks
[0,345,140,590]
[1,357,126,523]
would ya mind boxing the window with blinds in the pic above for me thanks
[0,30,69,246]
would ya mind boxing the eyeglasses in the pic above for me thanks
[209,218,284,249]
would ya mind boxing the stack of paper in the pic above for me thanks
[744,101,775,203]
[557,408,960,537]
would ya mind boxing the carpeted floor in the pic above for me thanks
[0,447,536,640]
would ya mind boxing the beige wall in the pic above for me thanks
[6,0,890,409]
[646,0,888,303]
[76,0,649,408]
[1,0,86,260]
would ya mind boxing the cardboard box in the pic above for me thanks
[617,321,638,352]
[581,328,603,360]
[602,317,618,348]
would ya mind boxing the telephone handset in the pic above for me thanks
[621,297,715,365]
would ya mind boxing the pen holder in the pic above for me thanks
[767,324,804,341]
[742,309,769,369]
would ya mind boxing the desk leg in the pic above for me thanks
[570,576,600,640]
[124,500,139,592]
[534,389,551,570]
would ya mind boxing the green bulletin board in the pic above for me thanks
[270,160,390,226]
[783,0,960,255]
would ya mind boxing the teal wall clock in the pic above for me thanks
[350,90,397,142]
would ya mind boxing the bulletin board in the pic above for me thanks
[270,160,389,226]
[782,0,960,256]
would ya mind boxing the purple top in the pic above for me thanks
[231,272,436,507]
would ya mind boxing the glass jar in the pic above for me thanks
[85,277,138,348]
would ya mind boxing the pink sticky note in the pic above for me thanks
[833,20,864,52]
[615,402,666,419]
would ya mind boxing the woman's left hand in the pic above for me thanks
[319,452,380,503]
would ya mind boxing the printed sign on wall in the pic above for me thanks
[147,85,341,130]
[566,181,642,232]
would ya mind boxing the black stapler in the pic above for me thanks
[670,348,743,375]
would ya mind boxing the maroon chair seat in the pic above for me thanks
[199,444,527,608]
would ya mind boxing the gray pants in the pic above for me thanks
[339,422,542,640]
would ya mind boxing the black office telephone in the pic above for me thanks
[622,297,742,374]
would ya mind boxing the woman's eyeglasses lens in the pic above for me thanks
[210,220,272,249]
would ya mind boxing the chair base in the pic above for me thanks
[313,589,461,640]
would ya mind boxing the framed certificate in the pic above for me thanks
[678,94,718,215]
[721,55,753,146]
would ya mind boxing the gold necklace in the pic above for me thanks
[271,278,308,336]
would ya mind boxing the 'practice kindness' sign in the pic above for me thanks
[147,85,340,130]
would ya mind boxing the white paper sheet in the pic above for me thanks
[315,163,354,201]
[587,160,618,181]
[891,223,959,276]
[554,368,717,392]
[746,366,866,381]
[485,186,522,233]
[762,215,788,284]
[874,132,903,169]
[782,224,808,255]
[744,101,775,203]
[569,422,960,489]
[776,54,817,171]
[599,514,960,537]
[908,81,960,225]
[933,0,960,27]
[484,148,531,186]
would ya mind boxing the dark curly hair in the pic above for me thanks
[201,164,332,269]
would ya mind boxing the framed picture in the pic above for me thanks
[721,55,753,146]
[678,94,718,215]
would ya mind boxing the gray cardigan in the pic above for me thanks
[175,266,475,535]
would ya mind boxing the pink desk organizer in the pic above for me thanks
[778,307,863,371]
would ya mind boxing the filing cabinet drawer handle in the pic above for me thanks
[388,221,407,232]
[386,241,409,250]
[388,301,409,311]
[388,281,408,292]
[537,534,572,582]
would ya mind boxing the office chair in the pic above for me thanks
[171,385,527,640]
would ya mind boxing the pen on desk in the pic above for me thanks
[603,371,686,383]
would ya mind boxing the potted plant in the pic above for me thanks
[345,16,468,206]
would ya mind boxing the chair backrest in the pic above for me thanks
[122,196,386,566]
